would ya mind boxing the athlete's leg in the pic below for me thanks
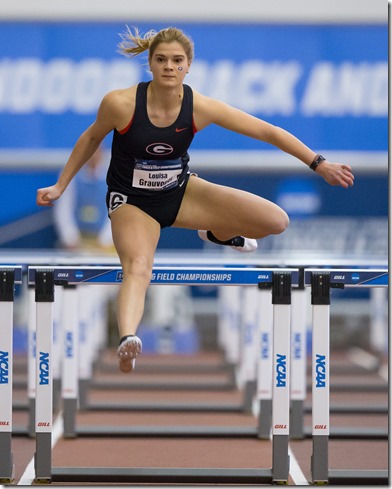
[173,176,289,240]
[110,204,160,339]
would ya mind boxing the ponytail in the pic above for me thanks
[118,26,194,63]
[118,26,157,57]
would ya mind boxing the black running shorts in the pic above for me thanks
[106,172,191,229]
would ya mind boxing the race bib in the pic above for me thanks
[132,159,183,191]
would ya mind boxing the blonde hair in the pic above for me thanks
[118,26,194,63]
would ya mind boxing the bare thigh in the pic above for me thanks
[110,204,161,270]
[173,176,289,239]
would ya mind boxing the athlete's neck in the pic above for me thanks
[148,81,183,108]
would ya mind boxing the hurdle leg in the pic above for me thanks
[310,272,330,484]
[240,287,258,413]
[219,286,242,384]
[256,285,273,439]
[34,270,55,483]
[0,269,15,483]
[290,278,309,439]
[78,286,94,410]
[27,285,37,437]
[62,285,79,438]
[369,287,388,359]
[52,285,63,413]
[271,272,291,483]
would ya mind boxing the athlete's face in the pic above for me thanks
[149,42,190,85]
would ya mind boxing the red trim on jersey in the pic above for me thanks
[192,116,198,134]
[119,115,134,134]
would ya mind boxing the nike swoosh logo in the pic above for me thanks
[175,127,187,133]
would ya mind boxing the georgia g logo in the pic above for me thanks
[146,143,173,156]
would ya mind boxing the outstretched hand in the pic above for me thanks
[315,161,354,188]
[36,185,62,206]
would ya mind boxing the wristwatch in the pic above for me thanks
[309,154,326,171]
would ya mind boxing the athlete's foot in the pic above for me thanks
[198,230,258,253]
[117,335,142,373]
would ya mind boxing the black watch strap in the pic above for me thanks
[309,154,326,171]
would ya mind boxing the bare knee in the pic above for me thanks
[121,255,153,286]
[267,209,290,236]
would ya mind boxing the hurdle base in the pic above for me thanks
[34,432,52,483]
[75,424,259,437]
[51,466,273,484]
[242,380,257,413]
[28,397,35,438]
[290,399,304,439]
[85,401,243,412]
[63,398,78,438]
[311,435,328,484]
[257,399,272,439]
[272,434,290,483]
[90,379,235,391]
[53,378,62,412]
[328,469,389,485]
[0,432,14,483]
[78,378,90,410]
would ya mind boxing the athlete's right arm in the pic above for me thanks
[36,89,136,207]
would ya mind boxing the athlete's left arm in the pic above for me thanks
[193,93,354,188]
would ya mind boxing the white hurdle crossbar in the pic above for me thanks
[0,267,23,483]
[28,265,298,484]
[305,268,388,485]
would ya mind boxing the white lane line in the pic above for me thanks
[348,347,380,371]
[378,364,388,382]
[17,413,64,485]
[253,400,309,484]
[289,444,309,485]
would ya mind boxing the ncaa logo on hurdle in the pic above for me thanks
[276,353,287,387]
[315,353,326,387]
[0,350,9,384]
[39,351,50,385]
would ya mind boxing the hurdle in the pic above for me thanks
[4,251,388,440]
[8,251,388,437]
[28,264,298,484]
[0,266,23,483]
[305,268,389,485]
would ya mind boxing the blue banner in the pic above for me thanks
[28,266,299,286]
[0,22,387,151]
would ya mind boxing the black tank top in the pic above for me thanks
[107,81,196,196]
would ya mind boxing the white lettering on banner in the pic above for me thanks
[235,61,302,115]
[189,60,302,115]
[301,62,387,116]
[0,58,387,117]
[0,59,139,113]
[149,272,233,282]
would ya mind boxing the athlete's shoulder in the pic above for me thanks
[102,85,137,106]
[98,85,138,131]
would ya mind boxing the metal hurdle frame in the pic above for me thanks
[305,268,388,485]
[0,267,23,483]
[4,252,388,441]
[28,264,298,484]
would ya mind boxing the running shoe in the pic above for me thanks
[198,230,258,252]
[117,335,142,373]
